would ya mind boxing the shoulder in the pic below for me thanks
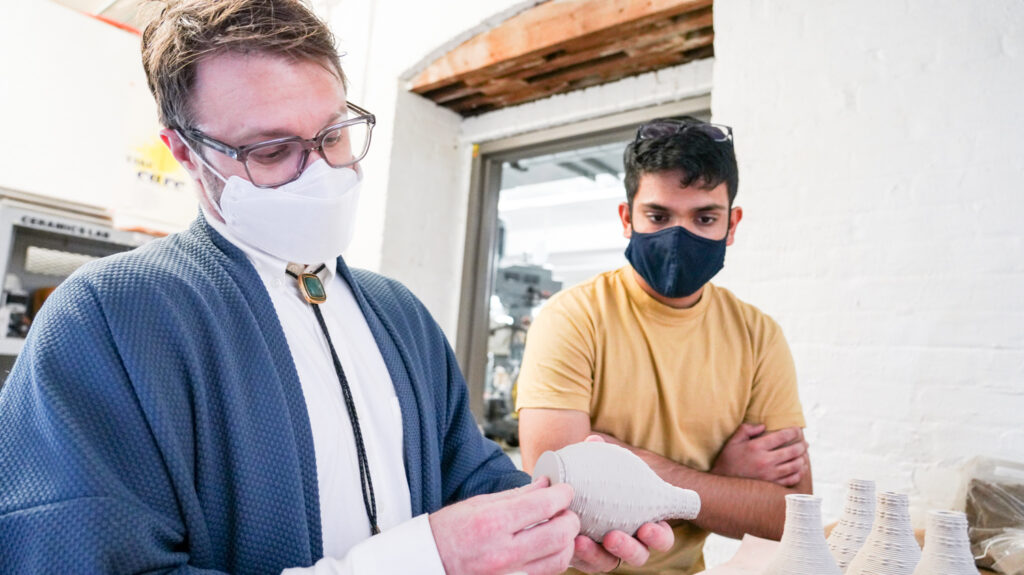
[348,267,433,327]
[43,223,255,336]
[707,283,786,342]
[63,231,218,303]
[542,267,626,318]
[350,268,420,307]
[347,267,444,345]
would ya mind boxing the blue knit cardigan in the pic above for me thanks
[0,217,528,574]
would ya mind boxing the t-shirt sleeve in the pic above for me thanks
[515,295,595,414]
[745,319,806,431]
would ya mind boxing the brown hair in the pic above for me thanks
[141,0,346,129]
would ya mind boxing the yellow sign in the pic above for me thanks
[128,137,189,191]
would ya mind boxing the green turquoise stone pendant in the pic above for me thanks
[297,273,327,304]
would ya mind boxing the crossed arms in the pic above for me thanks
[519,409,812,541]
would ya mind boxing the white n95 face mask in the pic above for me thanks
[210,160,362,265]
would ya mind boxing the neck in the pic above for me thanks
[631,268,705,309]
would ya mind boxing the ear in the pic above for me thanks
[159,128,226,223]
[726,206,743,246]
[159,128,202,180]
[618,202,633,239]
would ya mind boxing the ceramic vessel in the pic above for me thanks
[532,442,700,542]
[846,491,922,575]
[912,510,977,575]
[828,479,877,572]
[763,494,843,575]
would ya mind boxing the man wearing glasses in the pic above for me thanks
[517,118,812,573]
[0,0,672,573]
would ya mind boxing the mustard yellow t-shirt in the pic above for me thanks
[516,266,805,574]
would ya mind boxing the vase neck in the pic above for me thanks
[874,492,912,531]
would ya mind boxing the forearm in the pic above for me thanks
[518,408,592,473]
[642,452,812,540]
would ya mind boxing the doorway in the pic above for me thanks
[456,96,712,438]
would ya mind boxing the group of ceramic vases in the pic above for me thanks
[764,479,978,574]
[530,443,979,575]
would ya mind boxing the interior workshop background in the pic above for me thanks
[2,0,1022,566]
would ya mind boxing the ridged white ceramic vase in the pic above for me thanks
[532,442,701,542]
[828,479,877,572]
[912,510,977,575]
[763,494,843,575]
[847,491,922,575]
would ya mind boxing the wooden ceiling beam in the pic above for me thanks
[411,0,715,116]
[450,39,714,115]
[411,0,712,91]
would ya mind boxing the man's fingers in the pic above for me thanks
[768,457,805,483]
[504,482,574,531]
[741,422,766,438]
[601,530,651,567]
[751,426,801,450]
[635,521,674,552]
[767,441,808,465]
[728,422,764,444]
[570,535,618,573]
[777,470,803,487]
[514,508,580,559]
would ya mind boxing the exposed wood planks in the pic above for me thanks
[410,0,715,116]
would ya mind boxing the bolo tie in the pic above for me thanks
[286,263,381,536]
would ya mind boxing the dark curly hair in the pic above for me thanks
[623,116,739,209]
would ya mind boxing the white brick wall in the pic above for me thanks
[374,0,1024,564]
[712,0,1024,529]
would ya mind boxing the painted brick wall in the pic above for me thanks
[362,0,1024,565]
[711,0,1024,529]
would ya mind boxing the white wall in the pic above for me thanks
[0,1,195,233]
[328,0,540,274]
[367,0,1024,564]
[712,0,1024,526]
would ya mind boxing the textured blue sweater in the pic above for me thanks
[0,217,529,574]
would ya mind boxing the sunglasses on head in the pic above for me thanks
[635,119,733,143]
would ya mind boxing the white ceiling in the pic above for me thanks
[50,0,156,31]
[49,0,345,32]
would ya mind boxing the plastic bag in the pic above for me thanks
[962,458,1024,575]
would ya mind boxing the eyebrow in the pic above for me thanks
[640,201,729,212]
[232,106,349,144]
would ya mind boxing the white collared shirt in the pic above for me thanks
[202,209,444,574]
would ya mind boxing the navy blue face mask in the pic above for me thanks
[624,222,729,299]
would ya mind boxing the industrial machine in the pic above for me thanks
[482,263,561,447]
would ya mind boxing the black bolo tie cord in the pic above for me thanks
[286,264,380,536]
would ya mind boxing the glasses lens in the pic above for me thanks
[638,121,684,140]
[244,140,306,187]
[695,124,731,142]
[637,121,731,143]
[321,119,371,168]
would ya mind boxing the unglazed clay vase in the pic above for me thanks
[763,494,843,575]
[828,479,877,572]
[846,491,922,575]
[532,442,700,542]
[912,510,977,575]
